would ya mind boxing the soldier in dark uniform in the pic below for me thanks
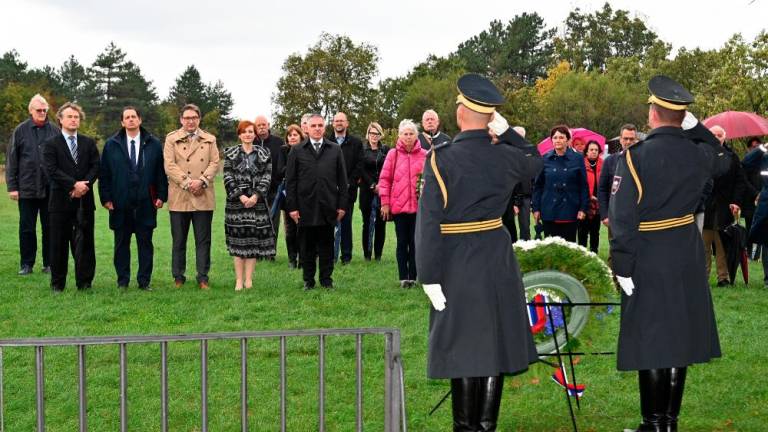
[609,75,723,432]
[415,73,542,431]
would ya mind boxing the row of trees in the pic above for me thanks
[2,2,767,155]
[0,43,235,154]
[272,3,768,144]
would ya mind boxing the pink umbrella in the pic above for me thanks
[537,128,606,156]
[702,111,768,139]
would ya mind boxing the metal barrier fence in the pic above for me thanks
[0,328,407,432]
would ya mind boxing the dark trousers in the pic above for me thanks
[334,206,354,262]
[283,210,299,264]
[170,211,212,283]
[502,199,519,244]
[269,192,281,247]
[517,197,531,241]
[577,217,601,252]
[299,224,335,286]
[18,197,50,268]
[359,188,385,259]
[49,210,95,289]
[393,213,417,280]
[543,220,578,242]
[113,211,154,287]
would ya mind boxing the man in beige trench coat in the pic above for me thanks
[164,103,220,289]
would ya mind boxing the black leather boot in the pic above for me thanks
[626,369,669,432]
[477,375,504,431]
[451,378,479,431]
[664,367,687,432]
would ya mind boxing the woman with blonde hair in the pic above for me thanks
[359,122,390,261]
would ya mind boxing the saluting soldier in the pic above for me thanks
[415,73,542,431]
[610,75,723,432]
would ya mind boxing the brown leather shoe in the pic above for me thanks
[199,281,210,290]
[174,279,184,288]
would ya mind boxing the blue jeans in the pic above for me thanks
[334,206,354,262]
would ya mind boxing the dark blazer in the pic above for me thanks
[285,139,348,227]
[5,118,60,199]
[42,133,100,212]
[598,152,620,220]
[98,127,168,230]
[417,131,451,151]
[327,132,363,209]
[256,133,286,198]
[703,144,747,230]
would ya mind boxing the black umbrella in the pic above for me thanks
[719,219,749,285]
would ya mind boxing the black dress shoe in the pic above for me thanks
[41,266,51,274]
[18,265,33,275]
[716,279,730,287]
[303,282,315,291]
[321,282,334,289]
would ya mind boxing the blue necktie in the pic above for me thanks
[130,139,137,169]
[68,135,78,164]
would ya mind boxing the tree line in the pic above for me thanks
[2,2,767,158]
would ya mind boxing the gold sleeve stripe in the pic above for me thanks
[638,214,694,231]
[625,149,643,204]
[431,150,448,209]
[440,218,503,234]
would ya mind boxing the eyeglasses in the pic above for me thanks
[34,109,48,113]
[182,116,200,121]
[368,131,381,136]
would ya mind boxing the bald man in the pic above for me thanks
[702,125,747,286]
[254,115,286,248]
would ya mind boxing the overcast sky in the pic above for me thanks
[2,0,765,120]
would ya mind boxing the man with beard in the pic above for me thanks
[327,111,362,264]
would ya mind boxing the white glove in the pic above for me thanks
[423,284,447,311]
[487,112,510,136]
[617,276,635,296]
[681,111,698,130]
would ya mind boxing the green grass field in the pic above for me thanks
[0,181,766,431]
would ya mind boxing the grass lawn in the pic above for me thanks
[0,181,766,431]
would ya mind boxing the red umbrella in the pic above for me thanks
[538,128,606,155]
[702,111,768,139]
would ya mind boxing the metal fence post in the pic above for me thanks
[119,343,128,432]
[78,345,87,432]
[35,346,45,432]
[201,339,208,432]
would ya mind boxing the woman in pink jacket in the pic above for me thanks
[379,119,427,288]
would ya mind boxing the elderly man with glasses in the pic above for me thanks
[6,94,60,275]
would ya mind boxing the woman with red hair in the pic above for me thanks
[223,120,275,290]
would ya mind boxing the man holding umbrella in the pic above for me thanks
[610,75,723,432]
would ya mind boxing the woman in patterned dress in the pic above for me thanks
[223,120,275,290]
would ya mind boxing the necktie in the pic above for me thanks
[336,136,344,145]
[130,139,137,169]
[68,135,78,164]
[314,141,321,153]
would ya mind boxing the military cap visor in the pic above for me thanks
[456,73,505,114]
[647,75,694,111]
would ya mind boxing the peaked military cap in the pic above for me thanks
[647,75,694,111]
[456,73,505,114]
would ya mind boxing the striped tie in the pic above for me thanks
[68,135,78,164]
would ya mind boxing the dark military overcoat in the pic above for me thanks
[416,128,542,379]
[609,126,722,371]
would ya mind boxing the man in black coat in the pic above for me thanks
[6,94,59,275]
[42,102,100,291]
[417,109,451,150]
[254,115,285,246]
[610,76,722,432]
[99,107,168,290]
[327,112,362,264]
[286,113,348,289]
[702,125,747,286]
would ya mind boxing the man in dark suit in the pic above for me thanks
[254,115,286,248]
[99,107,168,290]
[286,113,348,289]
[42,102,100,291]
[327,112,361,264]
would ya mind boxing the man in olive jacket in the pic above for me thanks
[5,94,59,275]
[99,107,168,290]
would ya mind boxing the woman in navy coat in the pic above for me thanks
[742,143,768,286]
[532,125,589,242]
